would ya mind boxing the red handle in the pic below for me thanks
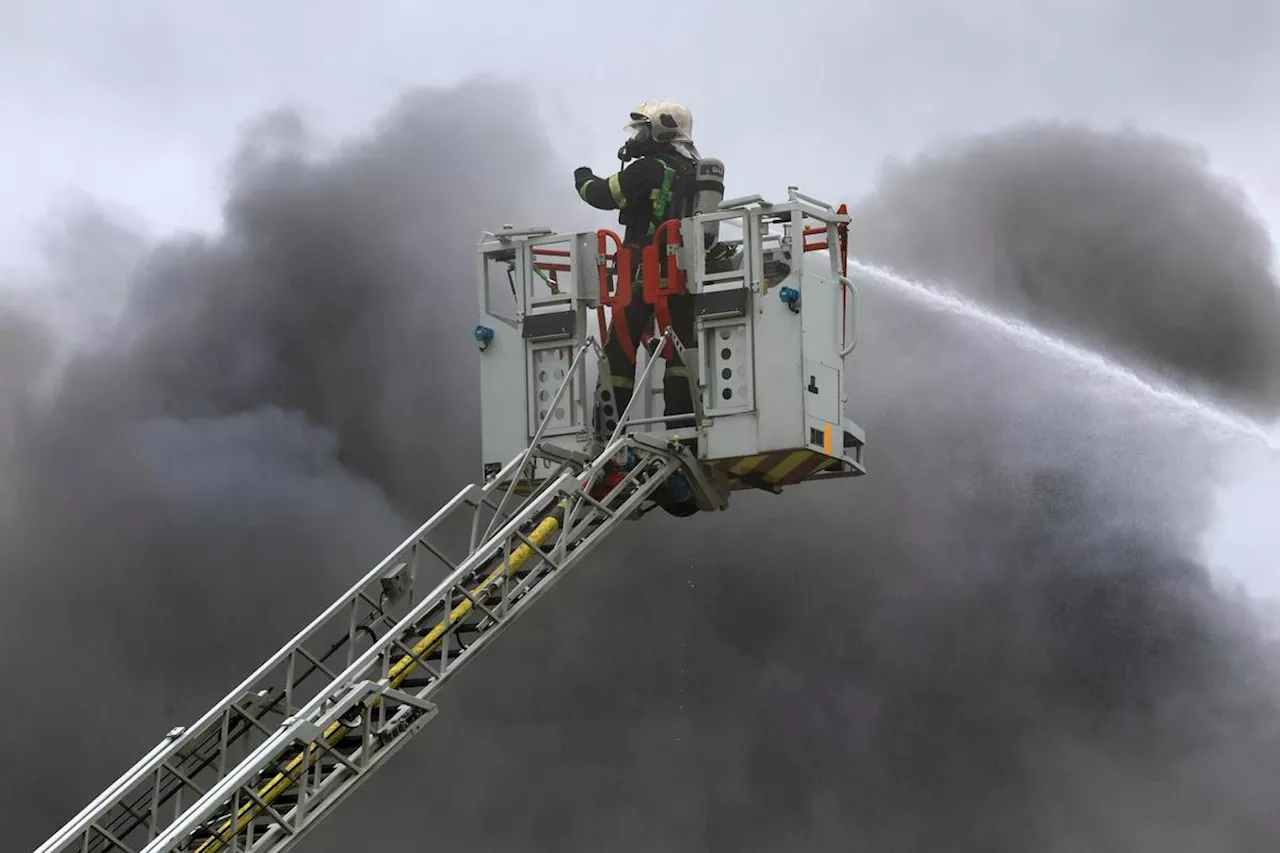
[641,219,687,360]
[531,245,571,273]
[597,229,637,363]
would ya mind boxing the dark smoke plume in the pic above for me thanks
[6,90,1280,852]
[0,77,564,844]
[849,121,1280,418]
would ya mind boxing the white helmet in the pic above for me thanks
[624,99,699,159]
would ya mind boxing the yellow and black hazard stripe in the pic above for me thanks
[711,425,848,489]
[713,449,843,488]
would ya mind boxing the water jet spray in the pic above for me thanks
[851,260,1280,454]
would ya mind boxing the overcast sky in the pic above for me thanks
[3,0,1279,267]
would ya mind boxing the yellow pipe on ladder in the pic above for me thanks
[190,507,564,853]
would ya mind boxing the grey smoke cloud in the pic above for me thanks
[0,76,566,843]
[6,81,1280,852]
[848,121,1280,417]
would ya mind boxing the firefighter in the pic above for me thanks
[574,99,701,442]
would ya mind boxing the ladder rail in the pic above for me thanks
[231,449,683,853]
[133,438,683,853]
[154,473,571,852]
[30,447,555,853]
[32,319,664,853]
[31,424,687,853]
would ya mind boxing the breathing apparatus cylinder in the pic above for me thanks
[692,157,725,247]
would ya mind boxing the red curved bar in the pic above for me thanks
[596,229,636,363]
[641,219,687,360]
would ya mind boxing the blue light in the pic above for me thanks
[778,286,800,308]
[474,324,494,349]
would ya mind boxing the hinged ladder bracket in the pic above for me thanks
[532,441,595,470]
[284,678,439,747]
[351,680,440,741]
[629,432,730,512]
[283,680,370,742]
[360,682,438,715]
[379,562,411,605]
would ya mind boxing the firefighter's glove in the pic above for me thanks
[574,166,594,187]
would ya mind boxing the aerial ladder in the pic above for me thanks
[31,183,867,853]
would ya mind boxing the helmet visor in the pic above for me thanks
[624,113,650,141]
